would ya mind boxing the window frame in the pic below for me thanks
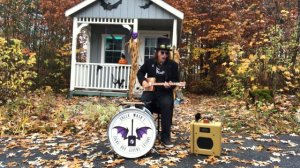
[101,34,125,64]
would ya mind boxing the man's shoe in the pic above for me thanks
[161,138,174,148]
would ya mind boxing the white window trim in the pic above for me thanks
[139,31,170,65]
[101,34,125,64]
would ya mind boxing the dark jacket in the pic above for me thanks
[137,58,179,91]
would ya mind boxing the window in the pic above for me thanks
[144,38,157,61]
[104,35,124,63]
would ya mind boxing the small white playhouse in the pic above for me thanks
[65,0,184,97]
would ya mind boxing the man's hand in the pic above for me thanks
[142,80,150,88]
[164,81,171,88]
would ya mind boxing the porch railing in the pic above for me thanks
[74,63,131,91]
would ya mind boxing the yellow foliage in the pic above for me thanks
[249,54,257,62]
[227,44,242,60]
[45,86,53,93]
[0,38,37,103]
[260,55,266,60]
[278,66,286,71]
[283,71,291,77]
[252,85,258,90]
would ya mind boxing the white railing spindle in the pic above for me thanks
[73,63,131,91]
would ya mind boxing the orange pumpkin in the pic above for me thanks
[118,58,128,64]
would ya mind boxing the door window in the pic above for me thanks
[144,38,157,61]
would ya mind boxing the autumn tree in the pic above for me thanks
[0,38,37,104]
[167,0,299,96]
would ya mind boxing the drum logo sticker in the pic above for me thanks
[108,109,156,158]
[114,119,151,146]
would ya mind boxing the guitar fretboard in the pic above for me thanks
[151,83,182,86]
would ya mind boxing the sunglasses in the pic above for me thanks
[159,51,169,56]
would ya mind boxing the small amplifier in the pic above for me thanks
[190,119,222,156]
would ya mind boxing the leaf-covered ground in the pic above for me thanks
[0,93,299,167]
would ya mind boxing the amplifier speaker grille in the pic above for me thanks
[197,137,213,149]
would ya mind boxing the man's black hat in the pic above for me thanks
[155,38,172,51]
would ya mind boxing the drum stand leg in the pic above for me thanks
[105,142,114,155]
[151,147,160,155]
[106,149,113,155]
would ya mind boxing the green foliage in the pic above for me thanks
[82,102,119,128]
[250,89,274,102]
[0,38,37,104]
[225,77,245,99]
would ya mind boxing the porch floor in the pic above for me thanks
[68,90,128,98]
[68,89,143,99]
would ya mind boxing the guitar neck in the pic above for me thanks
[151,83,181,86]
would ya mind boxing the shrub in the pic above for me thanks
[249,89,274,102]
[188,77,222,94]
[0,38,37,104]
[82,102,119,128]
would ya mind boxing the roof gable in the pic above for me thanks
[65,0,184,20]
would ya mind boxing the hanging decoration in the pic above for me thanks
[132,32,138,40]
[127,38,140,99]
[140,0,153,9]
[99,0,122,10]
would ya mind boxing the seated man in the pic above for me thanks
[137,38,179,147]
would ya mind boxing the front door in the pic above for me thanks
[139,31,170,66]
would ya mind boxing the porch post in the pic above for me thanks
[172,19,178,48]
[86,26,91,63]
[128,18,139,99]
[70,17,78,91]
[133,19,138,42]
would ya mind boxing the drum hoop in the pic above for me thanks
[107,107,157,158]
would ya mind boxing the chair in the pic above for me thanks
[152,111,161,134]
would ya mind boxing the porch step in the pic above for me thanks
[68,90,128,98]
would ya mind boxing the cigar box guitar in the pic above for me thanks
[144,77,186,91]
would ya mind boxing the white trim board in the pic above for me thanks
[65,0,184,20]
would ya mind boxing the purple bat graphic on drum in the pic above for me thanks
[136,127,151,140]
[113,126,151,140]
[113,126,129,140]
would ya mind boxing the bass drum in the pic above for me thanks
[107,106,157,158]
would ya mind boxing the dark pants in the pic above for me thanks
[141,91,174,140]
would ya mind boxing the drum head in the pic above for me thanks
[108,107,157,158]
